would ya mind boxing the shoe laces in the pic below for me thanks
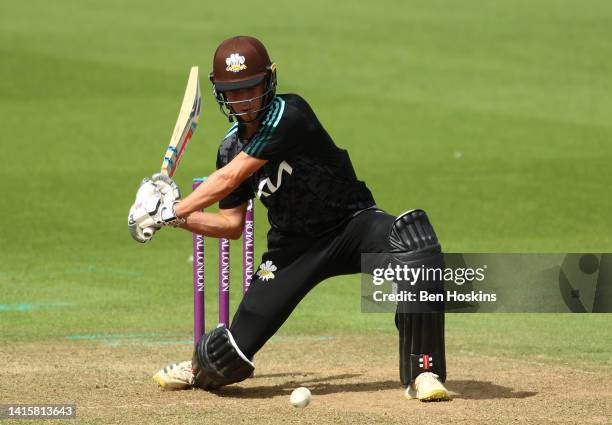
[168,361,195,384]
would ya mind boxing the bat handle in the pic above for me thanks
[142,227,155,239]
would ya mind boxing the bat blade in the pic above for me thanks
[161,66,202,177]
[142,67,201,241]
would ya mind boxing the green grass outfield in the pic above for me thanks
[1,0,611,368]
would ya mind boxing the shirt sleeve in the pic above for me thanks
[242,96,305,161]
[216,146,254,209]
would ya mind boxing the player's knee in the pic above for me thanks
[192,325,254,390]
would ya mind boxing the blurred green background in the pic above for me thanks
[1,0,610,366]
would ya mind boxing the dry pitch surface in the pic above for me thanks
[1,335,610,424]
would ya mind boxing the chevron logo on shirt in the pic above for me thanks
[256,161,293,198]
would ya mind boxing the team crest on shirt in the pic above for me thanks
[257,260,277,281]
[225,53,247,72]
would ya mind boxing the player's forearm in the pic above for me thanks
[179,211,242,239]
[175,169,240,217]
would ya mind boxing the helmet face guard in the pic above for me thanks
[211,64,277,123]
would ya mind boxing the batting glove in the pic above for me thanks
[128,178,163,243]
[150,173,185,227]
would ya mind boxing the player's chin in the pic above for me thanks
[237,111,258,123]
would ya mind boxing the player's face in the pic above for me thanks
[224,82,266,123]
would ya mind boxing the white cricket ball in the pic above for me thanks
[290,387,311,408]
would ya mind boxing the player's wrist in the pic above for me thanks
[174,201,188,218]
[161,201,186,227]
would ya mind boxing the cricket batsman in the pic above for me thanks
[128,35,449,401]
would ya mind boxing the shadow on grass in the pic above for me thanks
[213,374,537,400]
[446,380,537,400]
[214,373,400,399]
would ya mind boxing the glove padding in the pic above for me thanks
[128,179,161,243]
[127,174,183,243]
[149,173,185,227]
[150,173,181,202]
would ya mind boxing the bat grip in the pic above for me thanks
[142,227,155,239]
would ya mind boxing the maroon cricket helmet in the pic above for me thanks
[210,36,275,92]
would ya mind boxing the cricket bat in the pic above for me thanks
[142,66,202,238]
[161,66,202,177]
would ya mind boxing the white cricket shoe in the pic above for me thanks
[405,372,450,401]
[152,360,194,390]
